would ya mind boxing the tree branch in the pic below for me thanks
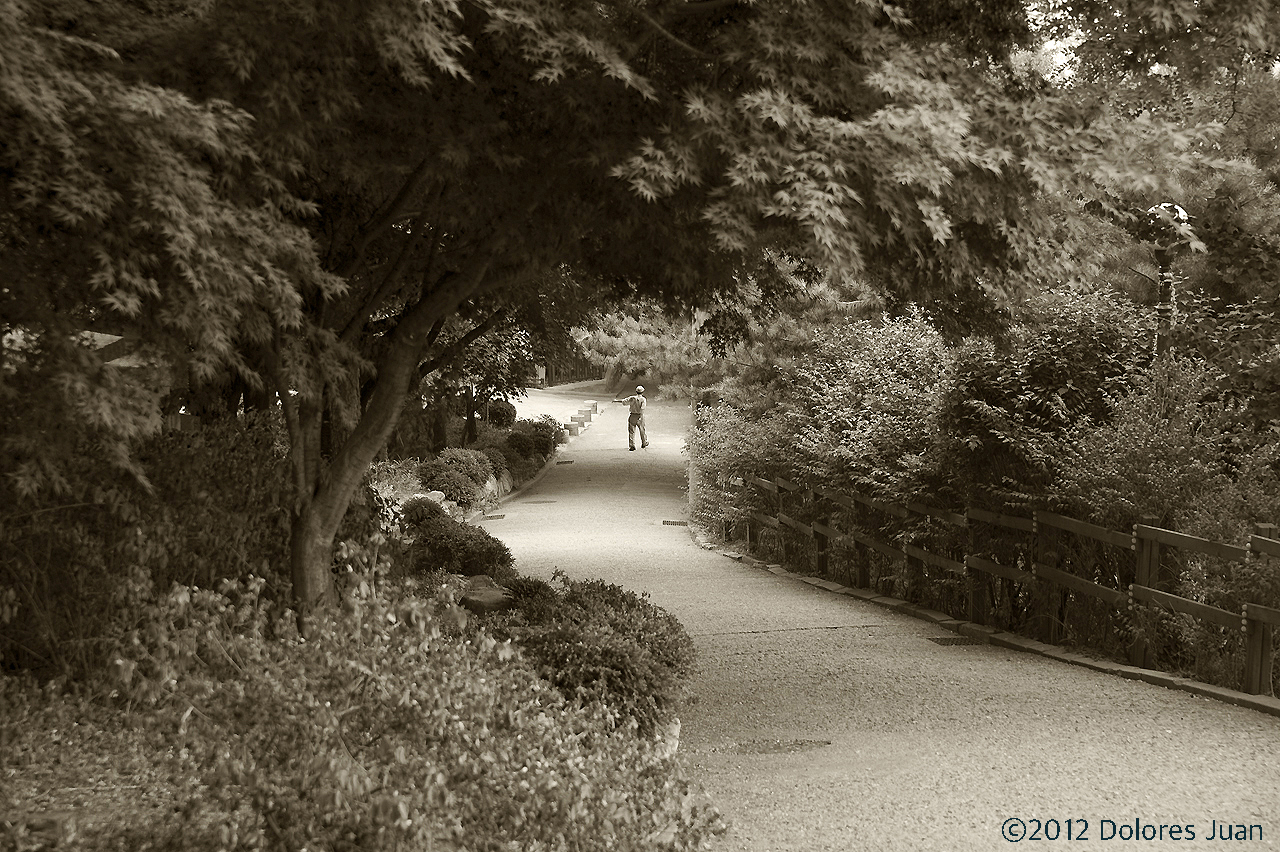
[339,220,425,344]
[335,159,436,280]
[1128,265,1160,285]
[416,307,509,385]
[668,0,742,18]
[637,10,714,58]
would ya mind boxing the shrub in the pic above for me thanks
[506,452,546,487]
[416,458,480,508]
[1,413,295,677]
[400,494,447,528]
[787,311,953,498]
[926,289,1151,509]
[688,404,798,535]
[403,507,515,580]
[368,457,424,505]
[437,447,495,487]
[491,574,696,736]
[41,575,725,852]
[503,430,536,459]
[534,414,569,444]
[480,445,509,478]
[486,399,517,428]
[1050,354,1280,611]
[513,419,558,456]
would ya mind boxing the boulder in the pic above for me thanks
[459,575,514,614]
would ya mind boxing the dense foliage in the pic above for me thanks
[399,496,516,580]
[1,416,290,677]
[489,574,696,737]
[3,572,721,851]
[8,0,1261,614]
[690,286,1280,685]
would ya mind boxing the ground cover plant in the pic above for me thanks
[1,569,722,851]
[485,574,697,738]
[3,401,715,851]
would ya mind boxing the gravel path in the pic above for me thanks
[482,382,1280,851]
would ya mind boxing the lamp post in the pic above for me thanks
[1143,202,1192,356]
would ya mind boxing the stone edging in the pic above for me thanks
[691,529,1280,719]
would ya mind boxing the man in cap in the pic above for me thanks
[612,385,649,451]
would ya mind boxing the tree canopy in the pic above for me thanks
[6,0,1275,615]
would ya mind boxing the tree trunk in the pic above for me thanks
[463,385,477,446]
[286,266,490,624]
[290,504,339,619]
[430,401,448,453]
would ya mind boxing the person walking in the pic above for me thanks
[613,385,649,451]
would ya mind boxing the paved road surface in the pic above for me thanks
[482,381,1280,851]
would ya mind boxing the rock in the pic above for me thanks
[459,575,514,614]
[425,490,447,504]
[483,473,510,500]
[655,717,682,758]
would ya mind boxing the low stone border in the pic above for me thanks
[696,531,1280,719]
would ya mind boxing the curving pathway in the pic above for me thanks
[481,381,1280,852]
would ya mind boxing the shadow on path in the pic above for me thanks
[480,383,1280,852]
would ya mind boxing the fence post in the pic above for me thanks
[812,489,830,578]
[1244,523,1277,696]
[738,476,756,551]
[1030,515,1060,645]
[777,480,790,567]
[966,513,988,626]
[1129,516,1160,669]
[905,527,924,604]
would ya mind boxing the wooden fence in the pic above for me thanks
[542,353,603,386]
[721,475,1279,697]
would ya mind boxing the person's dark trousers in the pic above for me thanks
[628,413,648,450]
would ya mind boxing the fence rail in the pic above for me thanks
[719,474,1277,698]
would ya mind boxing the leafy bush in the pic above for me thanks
[926,289,1151,509]
[416,458,480,508]
[368,457,424,505]
[514,417,563,456]
[688,405,798,536]
[1175,291,1280,424]
[507,452,546,487]
[1050,355,1280,607]
[1,414,296,677]
[30,574,724,851]
[480,445,509,478]
[503,430,536,459]
[1044,357,1280,685]
[399,494,447,528]
[537,413,570,443]
[486,398,517,428]
[401,501,515,580]
[787,311,953,499]
[437,447,495,487]
[490,574,696,736]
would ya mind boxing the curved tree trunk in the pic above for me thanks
[285,265,492,628]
